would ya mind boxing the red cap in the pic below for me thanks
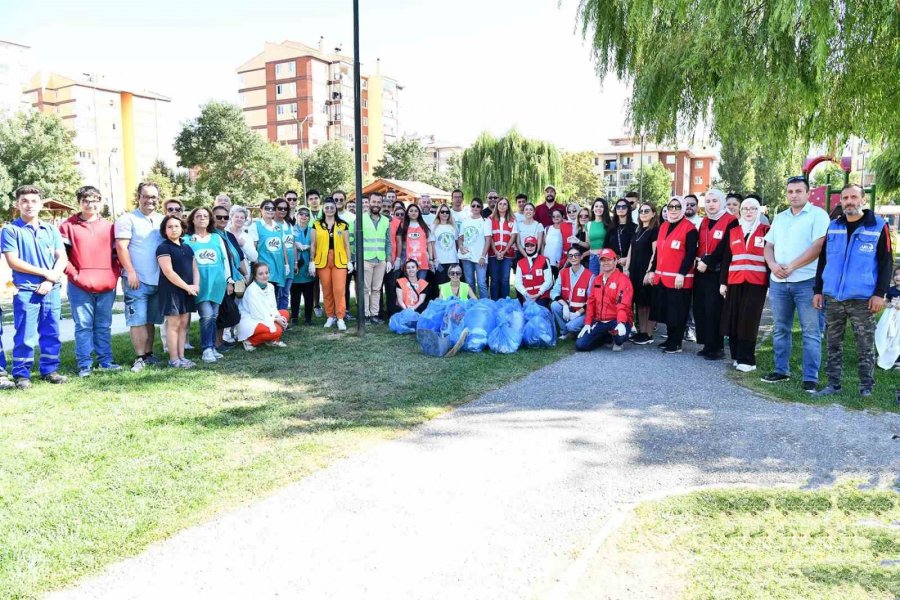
[599,248,618,261]
[524,236,538,246]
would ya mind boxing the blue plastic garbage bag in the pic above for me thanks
[488,306,525,353]
[521,301,557,348]
[416,299,455,356]
[444,299,472,345]
[389,308,419,334]
[417,299,452,333]
[461,299,497,352]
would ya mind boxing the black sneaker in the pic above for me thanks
[14,377,32,390]
[663,345,683,354]
[802,381,817,393]
[290,318,299,326]
[696,348,710,357]
[657,340,668,349]
[761,372,789,383]
[631,333,653,345]
[859,386,873,398]
[143,354,162,367]
[42,372,68,384]
[704,350,725,361]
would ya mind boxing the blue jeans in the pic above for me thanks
[12,287,62,379]
[197,301,220,351]
[589,253,601,275]
[575,319,629,351]
[461,259,488,299]
[0,308,6,372]
[550,301,586,334]
[488,257,513,300]
[769,279,822,382]
[68,285,116,370]
[276,278,293,310]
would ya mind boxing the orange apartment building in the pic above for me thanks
[237,40,401,177]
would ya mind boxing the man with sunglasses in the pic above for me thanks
[625,191,640,224]
[550,248,594,339]
[361,192,392,323]
[164,199,185,217]
[483,191,499,219]
[284,190,299,225]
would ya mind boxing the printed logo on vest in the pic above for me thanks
[671,240,681,249]
[196,249,218,264]
[713,230,724,240]
[858,242,875,253]
[610,282,617,290]
[754,237,765,248]
[576,288,586,297]
[266,238,282,251]
[284,234,294,245]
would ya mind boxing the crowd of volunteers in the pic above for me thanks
[0,176,894,397]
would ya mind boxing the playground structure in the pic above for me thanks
[803,155,876,214]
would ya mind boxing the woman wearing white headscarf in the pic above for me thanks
[650,196,699,353]
[719,195,770,371]
[693,189,738,360]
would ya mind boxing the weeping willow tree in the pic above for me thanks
[461,130,562,202]
[578,0,900,153]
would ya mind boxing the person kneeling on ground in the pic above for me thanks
[397,258,430,312]
[550,247,594,339]
[237,262,289,351]
[576,248,633,352]
[514,236,553,308]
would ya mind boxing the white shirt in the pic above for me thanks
[458,217,491,262]
[433,223,459,265]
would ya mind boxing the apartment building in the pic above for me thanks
[418,135,463,174]
[24,73,170,214]
[0,40,33,116]
[237,40,402,177]
[594,136,718,199]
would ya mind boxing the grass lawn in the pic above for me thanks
[731,321,900,413]
[617,486,900,599]
[0,318,570,599]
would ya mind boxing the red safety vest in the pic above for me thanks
[726,223,770,286]
[698,213,736,258]
[655,219,696,289]
[517,254,551,299]
[490,217,516,258]
[560,221,576,254]
[559,266,592,309]
[397,277,428,306]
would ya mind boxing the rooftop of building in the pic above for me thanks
[25,72,171,102]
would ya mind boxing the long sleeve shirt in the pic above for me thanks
[814,212,893,297]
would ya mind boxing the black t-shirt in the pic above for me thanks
[156,239,194,285]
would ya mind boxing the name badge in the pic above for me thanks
[610,282,617,290]
[536,269,543,276]
[523,275,533,281]
[713,230,723,240]
[576,288,586,297]
[671,240,681,250]
[754,237,765,248]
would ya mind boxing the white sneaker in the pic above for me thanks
[185,342,194,350]
[337,319,347,331]
[201,348,217,363]
[267,340,287,348]
[212,349,224,359]
[733,360,738,368]
[223,329,236,343]
[612,343,623,352]
[243,340,256,352]
[324,317,336,328]
[736,363,757,373]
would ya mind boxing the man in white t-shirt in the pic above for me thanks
[449,189,467,234]
[456,198,491,298]
[419,194,435,227]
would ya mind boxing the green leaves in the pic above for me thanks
[372,137,432,182]
[461,129,562,202]
[304,140,354,195]
[560,151,601,202]
[626,162,673,207]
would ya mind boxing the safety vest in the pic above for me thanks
[698,213,736,259]
[517,254,551,299]
[726,224,769,286]
[560,221,576,255]
[397,277,428,306]
[559,266,592,309]
[655,219,696,289]
[439,281,471,300]
[822,211,886,301]
[312,220,349,268]
[490,217,516,258]
[361,213,390,261]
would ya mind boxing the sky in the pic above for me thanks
[1,0,632,157]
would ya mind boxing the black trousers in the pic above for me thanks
[344,270,355,314]
[383,268,399,318]
[693,271,724,352]
[728,338,757,365]
[290,280,315,323]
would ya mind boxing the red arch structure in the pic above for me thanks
[803,155,851,212]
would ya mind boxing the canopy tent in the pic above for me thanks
[352,179,451,203]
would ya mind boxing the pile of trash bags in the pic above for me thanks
[407,298,557,357]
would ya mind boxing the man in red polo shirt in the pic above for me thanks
[533,185,559,228]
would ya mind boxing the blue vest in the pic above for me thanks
[822,213,884,301]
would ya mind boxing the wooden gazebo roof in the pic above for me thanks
[352,178,451,203]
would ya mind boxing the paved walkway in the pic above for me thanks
[49,346,900,600]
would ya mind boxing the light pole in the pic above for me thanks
[108,148,118,216]
[352,0,366,333]
[296,114,313,194]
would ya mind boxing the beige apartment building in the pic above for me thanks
[24,72,170,214]
[237,39,401,176]
[0,40,33,117]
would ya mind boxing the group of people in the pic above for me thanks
[0,175,892,398]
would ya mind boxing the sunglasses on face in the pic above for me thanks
[166,207,182,213]
[276,206,288,212]
[395,211,405,217]
[262,206,275,211]
[487,196,498,200]
[324,205,336,210]
[667,204,681,210]
[567,208,577,213]
[214,215,229,221]
[615,205,628,210]
[471,205,482,210]
[449,271,462,276]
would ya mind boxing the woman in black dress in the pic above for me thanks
[625,202,659,344]
[156,215,199,368]
[606,199,637,270]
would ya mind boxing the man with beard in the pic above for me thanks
[534,185,559,227]
[684,194,702,228]
[360,192,393,323]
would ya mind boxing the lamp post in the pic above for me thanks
[108,148,118,216]
[296,114,313,194]
[352,0,366,333]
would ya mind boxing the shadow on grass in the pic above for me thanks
[800,564,899,597]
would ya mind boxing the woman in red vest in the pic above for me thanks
[693,189,738,360]
[650,197,699,353]
[488,197,518,300]
[719,196,770,371]
[514,236,553,308]
[396,259,430,313]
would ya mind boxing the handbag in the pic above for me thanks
[217,291,241,328]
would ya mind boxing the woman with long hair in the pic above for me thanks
[606,199,637,270]
[431,204,459,290]
[573,207,592,269]
[515,202,544,257]
[488,197,518,299]
[560,202,581,256]
[156,215,199,368]
[542,207,565,278]
[309,197,351,331]
[290,207,315,325]
[237,262,290,350]
[272,197,296,310]
[393,203,434,280]
[396,258,430,312]
[625,202,659,344]
[587,197,612,275]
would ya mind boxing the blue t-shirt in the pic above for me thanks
[1,218,65,290]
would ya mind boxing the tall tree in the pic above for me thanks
[717,138,753,193]
[578,0,900,151]
[751,152,788,211]
[144,159,176,200]
[872,143,900,201]
[626,162,672,207]
[372,137,431,181]
[174,101,300,206]
[0,111,83,211]
[304,140,354,194]
[461,130,562,202]
[560,151,601,201]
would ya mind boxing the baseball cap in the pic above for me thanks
[599,248,618,261]
[544,185,556,193]
[523,236,538,246]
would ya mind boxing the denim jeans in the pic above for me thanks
[276,278,293,310]
[550,300,586,334]
[12,287,62,379]
[488,256,513,300]
[768,278,822,382]
[0,308,6,372]
[68,284,116,370]
[197,300,220,351]
[589,253,601,275]
[575,319,629,351]
[461,259,488,299]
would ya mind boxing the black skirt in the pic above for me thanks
[720,283,767,342]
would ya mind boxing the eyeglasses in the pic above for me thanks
[262,206,275,211]
[667,204,681,210]
[615,204,628,210]
[275,206,288,212]
[214,215,230,221]
[741,206,759,211]
[80,198,102,204]
[487,196,498,200]
[567,253,581,259]
[140,195,159,201]
[324,205,336,210]
[567,208,578,213]
[166,206,183,213]
[639,208,652,214]
[449,271,462,276]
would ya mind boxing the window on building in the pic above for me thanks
[695,159,704,168]
[695,176,703,184]
[363,135,368,144]
[362,117,368,126]
[362,99,368,108]
[275,82,296,99]
[276,123,297,141]
[594,157,599,166]
[361,80,367,90]
[276,103,298,117]
[665,155,675,165]
[275,61,296,77]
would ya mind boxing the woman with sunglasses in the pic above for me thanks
[432,205,459,290]
[290,207,315,326]
[396,258,430,312]
[488,197,518,300]
[248,199,289,305]
[625,202,659,344]
[185,206,234,363]
[439,265,472,299]
[560,203,581,256]
[309,197,351,331]
[606,199,636,270]
[587,197,612,275]
[456,198,491,298]
[573,208,592,268]
[650,197,699,353]
[393,203,434,280]
[271,198,296,310]
[542,208,565,279]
